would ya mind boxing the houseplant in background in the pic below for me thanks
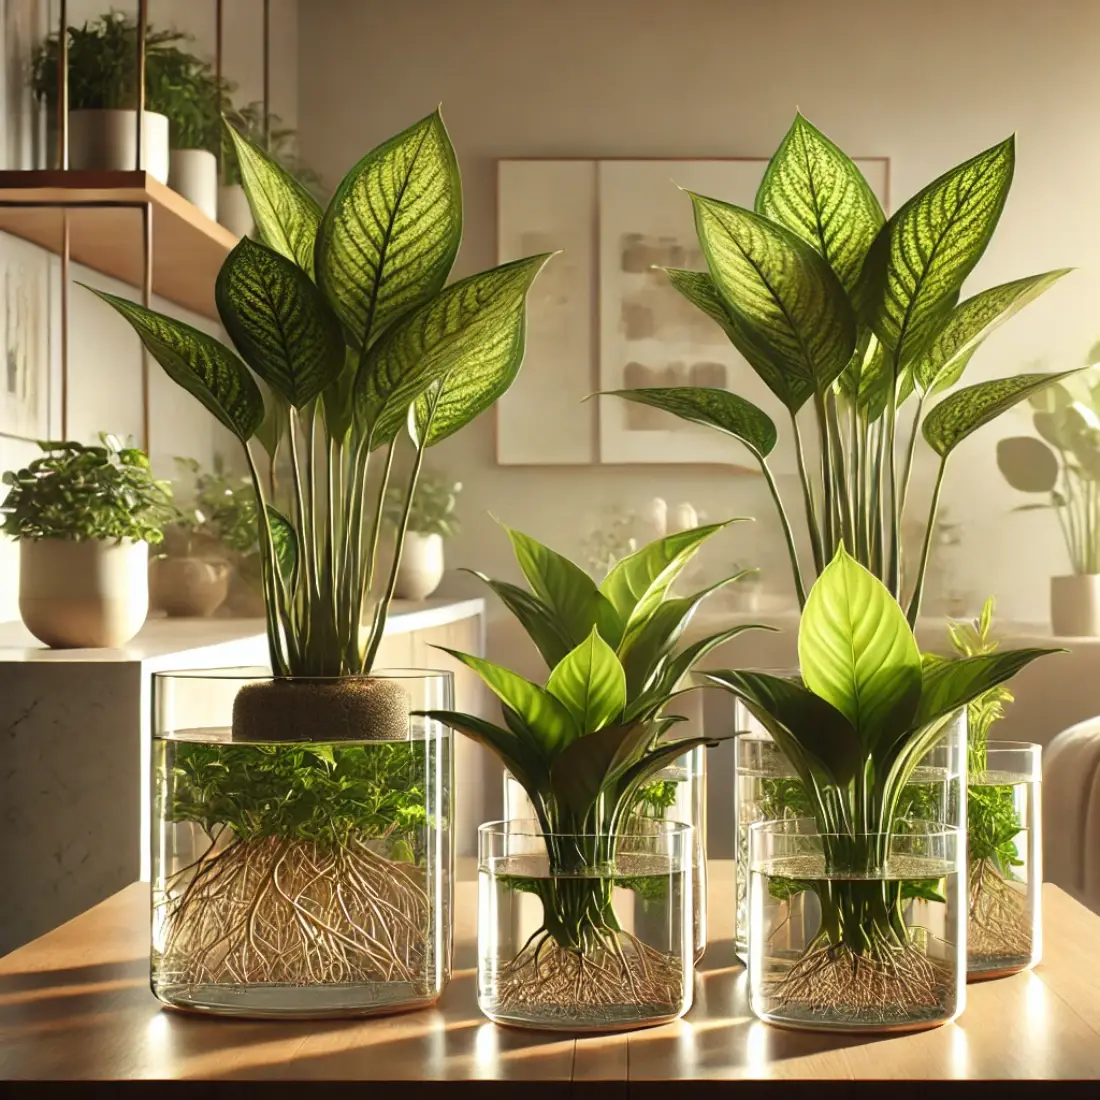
[384,468,461,600]
[149,486,230,618]
[88,109,551,1016]
[419,524,765,1028]
[996,372,1100,635]
[476,520,761,963]
[708,547,1057,1032]
[1,434,169,647]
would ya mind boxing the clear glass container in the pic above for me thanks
[477,819,693,1031]
[733,699,966,963]
[151,667,453,1018]
[748,819,965,1033]
[967,740,1042,980]
[502,742,707,961]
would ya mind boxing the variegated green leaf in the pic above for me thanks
[858,138,1015,364]
[83,287,263,440]
[690,191,856,394]
[316,109,461,350]
[224,121,322,276]
[266,504,298,587]
[216,238,344,409]
[755,112,885,295]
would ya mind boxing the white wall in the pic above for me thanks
[297,0,1099,633]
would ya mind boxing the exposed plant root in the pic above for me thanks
[155,834,431,987]
[494,928,683,1018]
[968,858,1032,964]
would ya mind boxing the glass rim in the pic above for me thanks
[747,818,963,843]
[152,666,456,683]
[979,739,1042,753]
[478,818,693,842]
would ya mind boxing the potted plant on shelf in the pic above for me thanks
[707,547,1057,1031]
[87,109,551,1017]
[149,489,230,619]
[996,373,1100,636]
[419,522,765,1029]
[384,469,461,600]
[1,434,169,648]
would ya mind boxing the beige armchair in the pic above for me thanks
[1044,717,1100,915]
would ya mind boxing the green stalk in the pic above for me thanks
[243,444,290,676]
[897,394,925,522]
[286,412,314,643]
[357,439,398,643]
[790,410,825,575]
[826,391,854,552]
[761,458,807,608]
[906,457,948,627]
[885,365,902,600]
[814,392,836,560]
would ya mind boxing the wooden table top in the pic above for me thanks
[2,863,1099,1094]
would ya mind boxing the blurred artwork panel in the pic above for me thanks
[496,160,596,464]
[0,231,50,441]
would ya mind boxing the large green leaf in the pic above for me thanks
[361,255,552,445]
[858,137,1015,364]
[659,623,776,691]
[798,547,922,746]
[215,238,344,409]
[546,628,627,733]
[922,370,1083,459]
[464,571,573,668]
[266,505,298,589]
[224,121,322,276]
[550,721,652,823]
[84,288,263,440]
[691,191,856,393]
[600,387,777,460]
[316,109,461,350]
[912,270,1071,395]
[663,268,815,411]
[996,437,1059,492]
[755,112,885,296]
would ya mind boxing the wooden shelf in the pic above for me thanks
[0,170,238,321]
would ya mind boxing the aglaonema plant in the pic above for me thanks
[603,112,1076,622]
[87,110,551,680]
[706,547,1058,1016]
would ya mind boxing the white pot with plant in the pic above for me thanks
[1,435,170,648]
[385,470,459,600]
[997,377,1100,636]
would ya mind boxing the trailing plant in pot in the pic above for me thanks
[88,109,551,1016]
[602,112,1075,622]
[1,434,169,648]
[996,373,1100,635]
[707,546,1058,1031]
[384,469,461,599]
[420,521,765,1028]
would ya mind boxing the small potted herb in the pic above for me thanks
[384,469,460,600]
[1,435,169,647]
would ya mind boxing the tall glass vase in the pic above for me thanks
[151,667,453,1018]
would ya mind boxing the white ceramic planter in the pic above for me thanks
[68,109,169,182]
[1050,574,1100,637]
[19,538,149,648]
[169,149,217,219]
[218,184,254,238]
[394,532,444,600]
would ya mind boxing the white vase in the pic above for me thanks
[394,533,444,600]
[19,538,149,648]
[1050,574,1100,637]
[67,109,169,182]
[169,148,218,219]
[218,184,254,238]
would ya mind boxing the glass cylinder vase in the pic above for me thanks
[748,819,965,1033]
[151,667,454,1018]
[503,742,707,961]
[477,819,693,1031]
[967,740,1042,980]
[733,699,966,963]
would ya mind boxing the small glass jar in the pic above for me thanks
[151,667,453,1018]
[967,741,1042,980]
[748,819,965,1033]
[503,742,707,961]
[477,819,693,1031]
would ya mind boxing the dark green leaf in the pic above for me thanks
[996,437,1059,492]
[464,571,573,668]
[255,388,289,462]
[545,628,627,732]
[550,721,652,822]
[266,504,297,588]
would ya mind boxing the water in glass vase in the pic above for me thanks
[152,728,450,1018]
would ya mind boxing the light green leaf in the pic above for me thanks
[266,505,297,588]
[659,623,776,691]
[600,387,777,459]
[216,238,344,409]
[362,255,552,445]
[224,120,322,276]
[996,437,1059,492]
[923,370,1084,459]
[255,388,289,462]
[858,137,1015,364]
[913,270,1072,395]
[316,109,461,350]
[546,628,627,733]
[755,112,885,295]
[464,571,573,669]
[691,191,856,394]
[84,287,263,440]
[798,546,922,746]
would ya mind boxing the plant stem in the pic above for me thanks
[790,410,824,576]
[243,443,289,676]
[885,365,902,600]
[898,394,925,523]
[906,458,947,627]
[814,392,835,560]
[761,458,807,608]
[826,391,854,553]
